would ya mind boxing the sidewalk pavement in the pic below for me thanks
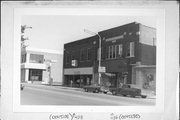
[22,83,83,91]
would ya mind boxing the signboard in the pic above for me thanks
[72,60,78,67]
[98,66,106,73]
[105,35,124,42]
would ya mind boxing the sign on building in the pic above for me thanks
[98,66,106,73]
[72,60,78,67]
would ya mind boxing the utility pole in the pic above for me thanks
[84,29,102,85]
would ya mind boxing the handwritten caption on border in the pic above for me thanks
[49,113,141,120]
[110,113,141,120]
[49,113,83,120]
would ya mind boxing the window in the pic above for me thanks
[126,42,134,57]
[112,45,116,58]
[66,53,70,64]
[80,48,86,61]
[106,44,123,59]
[115,44,123,58]
[109,46,113,59]
[87,48,91,61]
[30,54,44,63]
[118,44,123,57]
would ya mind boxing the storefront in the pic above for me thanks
[63,67,93,87]
[28,69,43,81]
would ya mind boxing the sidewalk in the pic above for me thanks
[22,83,83,92]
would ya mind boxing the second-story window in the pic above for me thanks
[30,54,44,63]
[66,53,70,64]
[126,42,135,57]
[117,44,123,58]
[109,46,113,59]
[87,48,91,61]
[112,45,116,59]
[106,44,123,59]
[80,48,86,61]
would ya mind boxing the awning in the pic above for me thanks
[64,67,93,75]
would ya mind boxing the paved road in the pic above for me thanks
[21,85,155,106]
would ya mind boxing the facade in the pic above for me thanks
[21,47,63,85]
[63,22,156,93]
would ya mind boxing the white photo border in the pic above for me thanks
[13,8,165,113]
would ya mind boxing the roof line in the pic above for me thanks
[25,47,63,54]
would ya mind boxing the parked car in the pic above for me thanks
[83,84,109,93]
[21,84,25,90]
[109,84,147,98]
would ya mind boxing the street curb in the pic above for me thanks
[22,83,83,92]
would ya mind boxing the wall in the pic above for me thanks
[64,36,98,69]
[139,24,156,65]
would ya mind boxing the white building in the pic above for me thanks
[21,47,63,85]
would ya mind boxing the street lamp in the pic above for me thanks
[84,29,102,85]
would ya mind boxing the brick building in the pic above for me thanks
[63,22,156,93]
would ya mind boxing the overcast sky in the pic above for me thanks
[22,15,156,52]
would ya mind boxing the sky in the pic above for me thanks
[22,15,156,52]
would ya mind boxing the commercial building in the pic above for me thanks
[63,22,156,93]
[21,47,63,85]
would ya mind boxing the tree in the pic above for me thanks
[21,25,32,48]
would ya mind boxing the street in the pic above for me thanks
[21,84,155,106]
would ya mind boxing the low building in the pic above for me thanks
[63,22,156,94]
[21,47,63,85]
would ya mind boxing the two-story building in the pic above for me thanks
[63,22,156,93]
[21,47,63,85]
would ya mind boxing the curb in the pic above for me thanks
[23,83,83,91]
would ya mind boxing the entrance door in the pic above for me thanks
[29,69,43,81]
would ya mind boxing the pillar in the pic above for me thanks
[25,69,29,82]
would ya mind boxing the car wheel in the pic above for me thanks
[95,89,99,93]
[122,94,126,97]
[141,95,147,98]
[112,91,116,95]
